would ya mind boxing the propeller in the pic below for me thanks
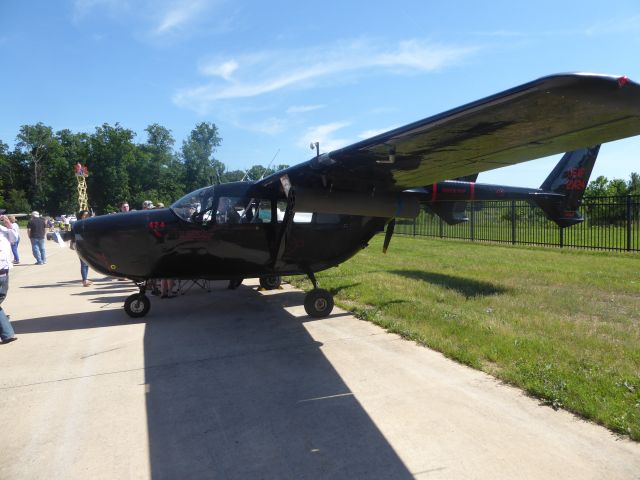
[383,219,395,254]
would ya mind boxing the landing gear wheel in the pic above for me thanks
[259,275,282,290]
[228,278,243,290]
[124,293,151,318]
[304,289,334,318]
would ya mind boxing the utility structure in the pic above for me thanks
[74,162,89,212]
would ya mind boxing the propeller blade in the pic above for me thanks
[383,219,396,254]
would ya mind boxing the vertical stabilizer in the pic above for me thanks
[533,145,600,227]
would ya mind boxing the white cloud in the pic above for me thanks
[286,104,325,114]
[247,117,287,135]
[72,0,221,38]
[299,122,351,154]
[154,0,208,35]
[174,38,478,112]
[358,126,399,140]
[199,59,238,80]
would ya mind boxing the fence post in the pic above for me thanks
[413,217,416,237]
[439,217,444,239]
[559,227,564,248]
[511,200,516,245]
[627,195,632,252]
[470,205,475,241]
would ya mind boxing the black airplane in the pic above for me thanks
[71,73,640,318]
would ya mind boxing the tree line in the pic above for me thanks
[0,121,289,215]
[584,172,640,198]
[1,120,638,216]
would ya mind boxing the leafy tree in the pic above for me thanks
[241,163,290,182]
[87,123,136,213]
[584,175,609,198]
[606,178,628,196]
[222,170,245,183]
[4,189,31,214]
[136,124,186,207]
[628,172,640,195]
[181,122,222,191]
[49,129,90,215]
[15,123,58,209]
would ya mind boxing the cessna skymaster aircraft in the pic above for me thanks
[70,73,640,318]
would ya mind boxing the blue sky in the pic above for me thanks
[1,0,640,187]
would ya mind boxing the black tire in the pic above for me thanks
[259,275,282,290]
[124,294,151,318]
[304,289,334,318]
[228,278,243,290]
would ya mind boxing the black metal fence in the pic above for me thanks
[395,195,640,252]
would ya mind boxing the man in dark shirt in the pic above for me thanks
[27,211,47,265]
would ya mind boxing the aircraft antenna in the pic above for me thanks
[260,148,280,180]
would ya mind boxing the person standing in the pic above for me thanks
[8,215,20,264]
[0,218,17,344]
[77,210,93,286]
[0,213,17,243]
[119,201,130,213]
[27,211,47,265]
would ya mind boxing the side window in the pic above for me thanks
[238,198,271,224]
[275,200,312,223]
[256,200,272,222]
[276,200,287,222]
[216,197,242,224]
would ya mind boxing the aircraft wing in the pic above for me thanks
[259,73,640,193]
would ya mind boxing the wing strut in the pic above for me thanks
[383,219,395,253]
[271,183,296,268]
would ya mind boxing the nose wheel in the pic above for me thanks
[124,281,151,318]
[124,293,150,318]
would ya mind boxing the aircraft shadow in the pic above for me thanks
[12,307,146,334]
[142,285,413,479]
[14,280,414,478]
[390,269,509,298]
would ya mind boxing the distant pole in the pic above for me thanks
[511,200,516,245]
[470,205,475,242]
[627,195,632,252]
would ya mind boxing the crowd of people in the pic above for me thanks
[0,199,172,344]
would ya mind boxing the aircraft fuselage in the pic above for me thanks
[73,182,386,282]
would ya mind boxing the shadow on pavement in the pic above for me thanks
[142,285,412,479]
[14,280,413,478]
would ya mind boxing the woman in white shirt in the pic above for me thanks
[8,215,20,264]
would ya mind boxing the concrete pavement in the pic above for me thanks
[1,238,639,479]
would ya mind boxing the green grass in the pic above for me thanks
[287,235,640,440]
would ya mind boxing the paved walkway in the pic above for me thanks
[1,239,639,479]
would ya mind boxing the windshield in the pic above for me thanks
[171,186,216,223]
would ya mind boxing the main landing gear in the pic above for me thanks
[258,273,334,318]
[124,282,151,318]
[303,272,334,318]
[259,275,282,290]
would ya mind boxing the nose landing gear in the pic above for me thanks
[124,282,151,318]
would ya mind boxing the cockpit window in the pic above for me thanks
[216,197,243,224]
[171,186,215,223]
